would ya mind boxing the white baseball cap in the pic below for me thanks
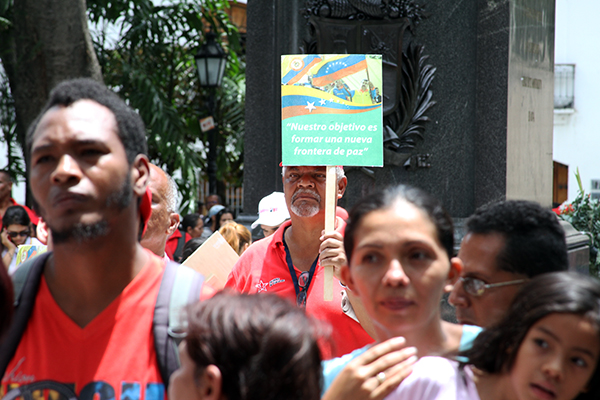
[207,204,225,218]
[251,192,290,229]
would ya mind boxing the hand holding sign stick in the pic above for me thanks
[323,165,338,301]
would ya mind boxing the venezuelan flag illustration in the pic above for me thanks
[282,55,323,85]
[281,85,380,120]
[310,55,367,87]
[280,54,383,167]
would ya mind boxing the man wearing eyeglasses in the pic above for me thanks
[449,200,568,328]
[225,165,374,359]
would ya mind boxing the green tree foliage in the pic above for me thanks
[0,0,245,213]
[556,169,600,276]
[0,0,24,181]
[89,0,245,212]
[0,65,25,180]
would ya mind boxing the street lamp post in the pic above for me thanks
[194,30,227,195]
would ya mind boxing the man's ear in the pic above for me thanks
[445,257,463,293]
[167,213,180,236]
[197,365,223,400]
[337,176,347,199]
[131,155,150,197]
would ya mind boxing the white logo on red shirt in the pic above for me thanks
[269,278,285,287]
[255,280,268,292]
[2,357,35,384]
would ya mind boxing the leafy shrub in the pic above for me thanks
[555,169,600,276]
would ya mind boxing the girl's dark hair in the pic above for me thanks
[181,237,207,262]
[464,272,600,399]
[185,292,323,400]
[2,205,31,228]
[214,208,234,232]
[344,184,454,262]
[181,213,201,232]
[0,258,13,339]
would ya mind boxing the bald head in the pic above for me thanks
[140,164,179,257]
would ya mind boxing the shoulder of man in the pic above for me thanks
[226,235,273,270]
[224,232,278,291]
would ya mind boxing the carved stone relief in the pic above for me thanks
[302,0,436,172]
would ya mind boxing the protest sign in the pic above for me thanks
[281,54,384,300]
[281,54,383,167]
[182,231,239,290]
[16,245,48,267]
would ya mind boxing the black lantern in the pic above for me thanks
[194,31,227,88]
[194,30,227,196]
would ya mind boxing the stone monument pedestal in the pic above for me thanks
[243,1,555,219]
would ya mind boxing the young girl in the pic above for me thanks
[214,208,234,232]
[386,272,600,400]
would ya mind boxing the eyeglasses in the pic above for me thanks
[459,276,527,297]
[6,229,29,239]
[296,271,310,307]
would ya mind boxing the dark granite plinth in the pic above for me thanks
[242,0,308,216]
[244,0,554,218]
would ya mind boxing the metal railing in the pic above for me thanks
[554,64,575,109]
[198,181,244,217]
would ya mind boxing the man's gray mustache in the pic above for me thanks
[292,190,321,203]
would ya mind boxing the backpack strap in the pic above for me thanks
[153,261,204,388]
[0,252,51,378]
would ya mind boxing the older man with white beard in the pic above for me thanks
[225,166,373,359]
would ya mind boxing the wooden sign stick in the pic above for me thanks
[323,165,337,301]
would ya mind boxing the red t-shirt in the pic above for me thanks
[164,230,193,260]
[164,229,182,260]
[225,220,374,359]
[1,251,209,400]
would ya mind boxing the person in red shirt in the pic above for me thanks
[180,213,204,241]
[0,170,39,231]
[225,166,374,359]
[0,78,208,400]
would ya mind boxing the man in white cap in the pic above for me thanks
[251,192,290,238]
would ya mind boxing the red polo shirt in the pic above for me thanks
[225,219,374,359]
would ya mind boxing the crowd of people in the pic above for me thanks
[0,77,598,400]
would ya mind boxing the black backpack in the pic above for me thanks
[0,252,204,392]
